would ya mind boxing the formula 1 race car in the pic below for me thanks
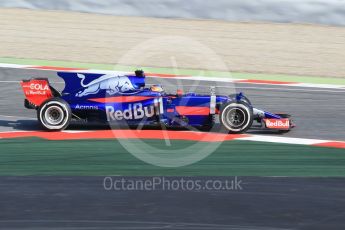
[20,70,293,133]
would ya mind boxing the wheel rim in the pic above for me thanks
[44,106,64,125]
[225,108,246,128]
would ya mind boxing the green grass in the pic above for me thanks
[0,138,344,176]
[1,57,344,85]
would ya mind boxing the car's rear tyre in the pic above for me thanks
[37,98,71,131]
[220,101,253,133]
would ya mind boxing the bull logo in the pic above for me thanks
[76,74,135,97]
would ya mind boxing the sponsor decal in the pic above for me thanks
[264,118,290,129]
[76,74,135,97]
[20,80,53,106]
[75,104,99,110]
[106,103,157,121]
[30,83,49,91]
[22,83,50,96]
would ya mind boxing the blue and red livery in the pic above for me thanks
[20,70,293,133]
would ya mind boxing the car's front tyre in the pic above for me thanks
[220,101,253,133]
[37,98,71,131]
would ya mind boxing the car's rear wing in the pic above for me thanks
[20,78,54,109]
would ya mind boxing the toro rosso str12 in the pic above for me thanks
[20,70,293,133]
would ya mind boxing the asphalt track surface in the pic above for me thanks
[1,68,345,229]
[1,176,345,230]
[0,68,345,140]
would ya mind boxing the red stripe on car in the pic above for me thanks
[88,96,154,103]
[175,106,210,115]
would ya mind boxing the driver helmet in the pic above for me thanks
[150,85,164,93]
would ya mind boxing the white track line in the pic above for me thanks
[0,130,31,133]
[1,63,344,90]
[0,80,21,83]
[238,135,327,145]
[0,130,343,148]
[0,64,32,68]
[162,84,345,93]
[62,130,91,133]
[286,82,345,89]
[1,80,344,93]
[0,114,36,120]
[229,86,345,93]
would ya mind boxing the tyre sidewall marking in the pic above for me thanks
[39,101,70,130]
[221,103,252,132]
